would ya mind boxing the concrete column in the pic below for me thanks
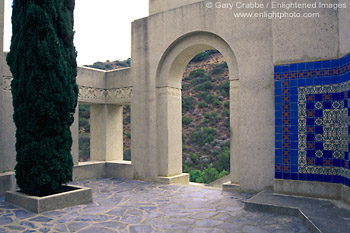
[230,79,240,184]
[0,0,5,173]
[157,87,182,177]
[90,104,123,161]
[71,105,79,165]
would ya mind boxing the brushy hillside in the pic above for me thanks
[79,50,230,183]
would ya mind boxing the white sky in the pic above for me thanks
[4,0,149,66]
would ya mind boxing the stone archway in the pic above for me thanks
[155,31,240,184]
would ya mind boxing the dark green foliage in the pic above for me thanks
[200,164,227,184]
[79,104,90,119]
[198,102,208,108]
[190,69,211,86]
[204,112,218,125]
[125,132,131,138]
[189,68,206,78]
[215,148,230,172]
[182,115,192,125]
[190,50,219,63]
[123,149,131,161]
[213,99,222,106]
[104,64,112,69]
[182,96,195,112]
[189,169,203,182]
[189,165,228,184]
[224,102,230,108]
[7,0,78,196]
[182,84,190,90]
[205,94,216,104]
[220,80,230,95]
[115,58,131,67]
[194,81,213,91]
[85,58,131,70]
[189,152,198,163]
[211,62,228,75]
[190,52,209,63]
[190,128,216,146]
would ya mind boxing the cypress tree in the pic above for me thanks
[7,0,78,196]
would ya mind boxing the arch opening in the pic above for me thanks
[155,31,240,185]
[182,50,230,184]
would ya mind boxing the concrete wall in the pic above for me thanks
[132,0,275,190]
[131,0,346,191]
[149,0,203,15]
[272,0,339,64]
[339,0,350,56]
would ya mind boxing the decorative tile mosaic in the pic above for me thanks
[275,53,350,187]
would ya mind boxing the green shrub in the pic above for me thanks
[213,99,222,106]
[189,152,198,163]
[114,59,130,67]
[189,170,203,182]
[198,102,208,108]
[222,109,229,117]
[7,0,78,195]
[190,128,216,146]
[194,81,213,91]
[190,50,219,63]
[205,95,215,104]
[104,64,112,69]
[219,89,228,97]
[215,148,230,172]
[123,149,131,161]
[189,68,206,78]
[190,52,210,63]
[182,96,195,112]
[220,81,230,94]
[183,164,193,173]
[79,118,89,128]
[125,132,131,138]
[182,116,193,125]
[224,102,230,108]
[182,84,190,90]
[212,62,228,75]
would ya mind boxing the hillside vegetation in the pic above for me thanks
[79,50,230,183]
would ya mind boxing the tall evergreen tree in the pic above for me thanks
[7,0,78,196]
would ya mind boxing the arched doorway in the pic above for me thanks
[155,31,240,184]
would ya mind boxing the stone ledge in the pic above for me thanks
[156,173,189,184]
[274,179,350,204]
[106,160,134,179]
[222,182,241,192]
[5,185,93,213]
[0,172,16,196]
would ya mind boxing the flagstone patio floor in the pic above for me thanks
[0,178,308,233]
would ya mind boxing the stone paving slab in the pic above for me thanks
[0,178,308,232]
[244,189,350,233]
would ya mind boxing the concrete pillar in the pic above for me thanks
[157,87,182,177]
[71,105,79,165]
[90,104,123,161]
[230,79,240,184]
[0,0,4,173]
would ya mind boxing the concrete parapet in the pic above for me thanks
[73,161,106,181]
[106,160,134,179]
[155,173,189,184]
[274,179,350,204]
[0,172,15,196]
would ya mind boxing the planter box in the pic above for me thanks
[5,185,93,213]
